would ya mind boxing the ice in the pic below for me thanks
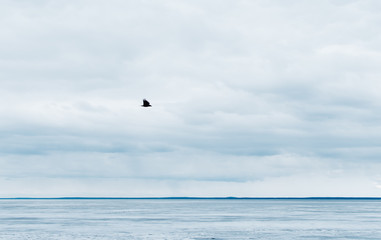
[0,199,381,239]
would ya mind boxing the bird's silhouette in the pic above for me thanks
[142,99,152,107]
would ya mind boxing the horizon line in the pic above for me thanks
[1,197,381,200]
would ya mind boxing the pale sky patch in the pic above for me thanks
[1,0,381,197]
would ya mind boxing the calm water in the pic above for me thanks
[0,199,380,239]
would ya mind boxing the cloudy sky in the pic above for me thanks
[1,0,381,197]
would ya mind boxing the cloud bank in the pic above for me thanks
[1,0,381,197]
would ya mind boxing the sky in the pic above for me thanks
[1,0,381,197]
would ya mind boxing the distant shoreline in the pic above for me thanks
[1,197,381,200]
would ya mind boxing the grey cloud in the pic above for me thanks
[1,0,381,196]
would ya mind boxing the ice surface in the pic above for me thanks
[0,199,380,239]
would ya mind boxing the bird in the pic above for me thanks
[141,99,152,107]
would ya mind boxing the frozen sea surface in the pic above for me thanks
[0,199,381,239]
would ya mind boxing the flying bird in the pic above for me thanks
[142,99,152,107]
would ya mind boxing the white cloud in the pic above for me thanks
[1,0,381,197]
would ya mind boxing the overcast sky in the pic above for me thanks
[1,0,381,197]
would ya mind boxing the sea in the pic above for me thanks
[0,198,380,240]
